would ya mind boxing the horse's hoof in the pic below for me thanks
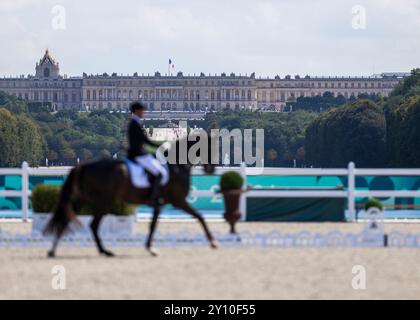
[147,247,159,257]
[210,240,219,249]
[47,251,55,258]
[101,250,115,257]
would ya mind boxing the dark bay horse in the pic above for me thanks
[44,134,218,257]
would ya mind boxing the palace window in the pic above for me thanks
[281,93,285,102]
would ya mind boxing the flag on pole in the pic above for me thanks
[169,58,175,75]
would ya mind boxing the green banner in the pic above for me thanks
[246,197,346,222]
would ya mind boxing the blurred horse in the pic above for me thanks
[44,133,217,257]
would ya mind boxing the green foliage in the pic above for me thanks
[32,184,136,216]
[305,100,386,168]
[16,114,45,166]
[0,107,45,167]
[390,68,420,98]
[220,171,244,191]
[385,95,420,167]
[384,70,420,167]
[0,91,28,114]
[0,108,19,167]
[205,110,317,167]
[364,198,383,211]
[27,102,53,113]
[32,184,61,213]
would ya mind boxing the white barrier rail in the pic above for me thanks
[1,162,420,222]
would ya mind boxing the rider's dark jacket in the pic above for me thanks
[127,116,160,161]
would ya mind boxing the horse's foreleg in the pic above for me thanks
[47,235,60,258]
[175,201,218,249]
[146,206,161,257]
[90,214,114,257]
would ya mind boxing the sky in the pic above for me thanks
[0,0,419,78]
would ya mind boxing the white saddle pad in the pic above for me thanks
[125,159,169,189]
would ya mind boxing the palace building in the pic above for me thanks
[0,50,407,112]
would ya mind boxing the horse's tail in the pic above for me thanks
[43,167,80,237]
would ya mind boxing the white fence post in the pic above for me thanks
[240,162,247,221]
[348,162,356,222]
[21,161,29,222]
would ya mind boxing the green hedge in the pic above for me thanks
[364,198,383,211]
[31,184,136,216]
[31,184,61,213]
[220,171,244,191]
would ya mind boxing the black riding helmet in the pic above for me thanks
[130,101,146,113]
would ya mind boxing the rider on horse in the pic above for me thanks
[128,102,167,206]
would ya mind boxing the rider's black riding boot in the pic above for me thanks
[150,173,163,206]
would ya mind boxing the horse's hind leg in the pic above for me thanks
[174,201,218,249]
[90,214,114,257]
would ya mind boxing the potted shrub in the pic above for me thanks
[220,171,244,234]
[362,198,385,246]
[31,184,136,235]
[364,198,383,212]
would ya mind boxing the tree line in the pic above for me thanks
[305,69,420,168]
[0,92,128,167]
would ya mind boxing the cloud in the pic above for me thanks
[0,0,418,77]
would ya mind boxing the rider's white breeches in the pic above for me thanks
[135,154,168,183]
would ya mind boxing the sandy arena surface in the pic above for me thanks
[1,221,420,300]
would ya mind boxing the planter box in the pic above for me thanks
[32,213,135,236]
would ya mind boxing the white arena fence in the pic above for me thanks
[1,162,420,222]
